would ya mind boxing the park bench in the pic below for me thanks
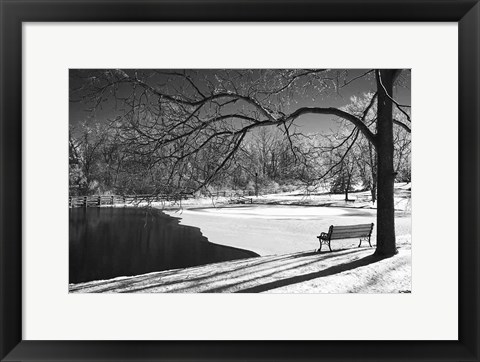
[317,223,374,252]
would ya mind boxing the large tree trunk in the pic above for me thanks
[368,141,377,204]
[374,70,397,256]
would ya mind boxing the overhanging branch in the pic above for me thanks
[284,107,377,147]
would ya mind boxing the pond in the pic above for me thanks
[69,207,259,284]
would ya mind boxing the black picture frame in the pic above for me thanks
[1,1,479,361]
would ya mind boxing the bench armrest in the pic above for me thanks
[318,232,329,240]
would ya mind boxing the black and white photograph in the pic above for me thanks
[68,69,411,293]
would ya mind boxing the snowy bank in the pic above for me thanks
[70,237,411,293]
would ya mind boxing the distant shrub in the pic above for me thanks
[262,181,280,194]
[245,180,256,192]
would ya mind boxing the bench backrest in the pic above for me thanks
[328,223,374,240]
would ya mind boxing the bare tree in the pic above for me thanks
[70,68,411,257]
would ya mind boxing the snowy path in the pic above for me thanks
[69,242,411,293]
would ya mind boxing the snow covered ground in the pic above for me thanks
[159,183,411,256]
[162,205,410,256]
[69,235,411,293]
[70,183,411,293]
[120,182,412,212]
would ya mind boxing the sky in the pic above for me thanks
[69,69,411,135]
[290,70,411,133]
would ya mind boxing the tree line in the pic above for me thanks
[69,93,410,200]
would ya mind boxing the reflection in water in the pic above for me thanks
[69,208,258,283]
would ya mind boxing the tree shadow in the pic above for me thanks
[84,252,316,293]
[109,253,305,293]
[198,256,329,293]
[71,248,379,293]
[314,248,349,255]
[235,253,390,293]
[192,249,366,293]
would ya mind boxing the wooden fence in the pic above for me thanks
[69,189,282,208]
[69,194,187,208]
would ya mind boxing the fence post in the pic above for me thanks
[84,196,87,208]
[97,196,101,206]
[111,195,114,205]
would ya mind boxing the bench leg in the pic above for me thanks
[359,237,373,248]
[318,238,333,252]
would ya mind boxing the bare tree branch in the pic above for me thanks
[284,107,377,146]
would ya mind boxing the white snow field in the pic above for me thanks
[70,183,411,293]
[161,183,411,256]
[163,205,410,256]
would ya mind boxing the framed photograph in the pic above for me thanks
[1,0,478,361]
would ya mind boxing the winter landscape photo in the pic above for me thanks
[69,69,411,293]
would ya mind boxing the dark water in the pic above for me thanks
[69,207,258,283]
